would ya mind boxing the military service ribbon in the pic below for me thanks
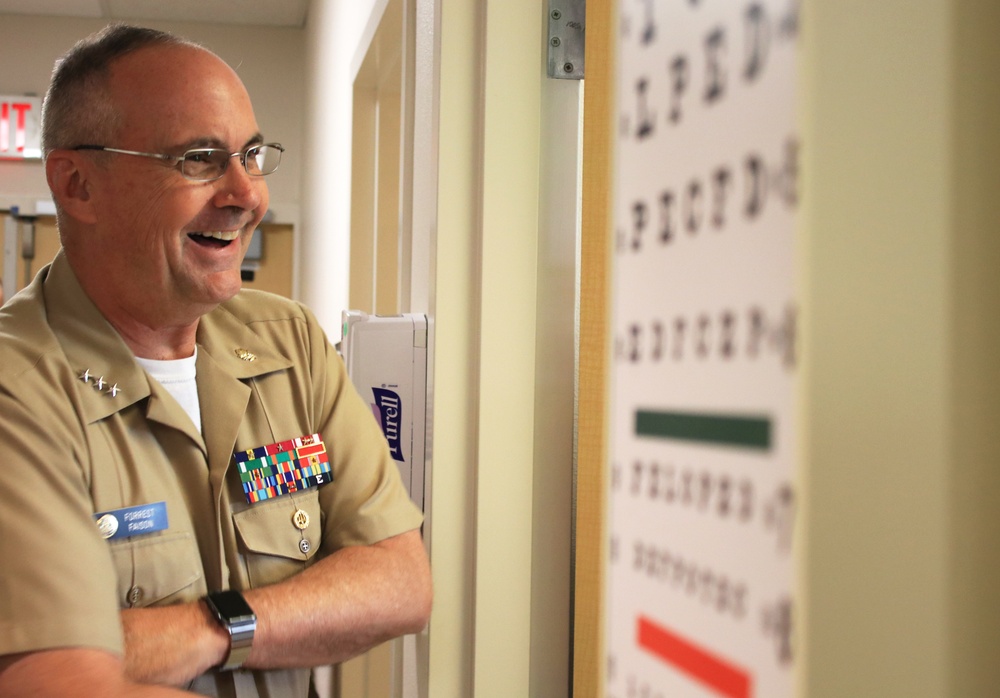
[233,433,332,505]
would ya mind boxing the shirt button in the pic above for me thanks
[299,538,311,555]
[126,586,144,605]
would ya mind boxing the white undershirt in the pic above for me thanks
[135,349,202,433]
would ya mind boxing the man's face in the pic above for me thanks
[84,44,270,321]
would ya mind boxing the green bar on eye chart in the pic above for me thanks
[635,410,772,450]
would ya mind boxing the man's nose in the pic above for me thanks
[214,155,264,210]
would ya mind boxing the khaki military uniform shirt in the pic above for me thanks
[0,253,423,697]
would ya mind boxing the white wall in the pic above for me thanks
[0,15,305,229]
[300,0,385,332]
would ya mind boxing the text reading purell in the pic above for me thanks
[371,387,405,463]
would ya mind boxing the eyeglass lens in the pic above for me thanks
[180,145,281,180]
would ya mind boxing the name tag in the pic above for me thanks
[93,501,168,540]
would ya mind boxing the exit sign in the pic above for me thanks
[1,95,42,160]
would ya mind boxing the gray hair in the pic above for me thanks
[40,24,199,158]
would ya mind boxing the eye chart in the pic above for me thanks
[604,2,799,698]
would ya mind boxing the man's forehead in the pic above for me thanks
[108,43,248,104]
[108,43,259,147]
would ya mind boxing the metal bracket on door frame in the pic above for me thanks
[547,0,585,79]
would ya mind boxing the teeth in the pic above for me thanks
[195,231,239,241]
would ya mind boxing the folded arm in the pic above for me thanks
[121,528,432,685]
[0,649,198,698]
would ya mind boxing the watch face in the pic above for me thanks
[211,591,255,620]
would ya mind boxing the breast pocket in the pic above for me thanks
[108,530,204,608]
[232,488,323,588]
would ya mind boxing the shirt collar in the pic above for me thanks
[43,251,291,424]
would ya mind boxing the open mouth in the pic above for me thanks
[189,231,239,248]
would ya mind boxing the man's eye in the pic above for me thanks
[186,152,214,164]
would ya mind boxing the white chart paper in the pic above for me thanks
[604,2,800,697]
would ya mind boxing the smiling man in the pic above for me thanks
[0,25,431,698]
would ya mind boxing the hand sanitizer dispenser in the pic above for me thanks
[341,311,428,512]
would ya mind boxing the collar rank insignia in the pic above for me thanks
[79,369,122,398]
[233,433,331,505]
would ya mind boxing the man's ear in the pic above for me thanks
[45,151,98,225]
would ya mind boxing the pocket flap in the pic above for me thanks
[232,489,321,561]
[109,531,202,606]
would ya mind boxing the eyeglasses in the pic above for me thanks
[73,142,284,182]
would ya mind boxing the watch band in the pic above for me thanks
[205,590,257,671]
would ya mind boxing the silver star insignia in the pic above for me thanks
[95,376,106,391]
[79,369,92,383]
[108,383,121,398]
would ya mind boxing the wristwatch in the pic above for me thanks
[204,590,257,671]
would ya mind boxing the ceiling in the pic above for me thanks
[0,0,310,27]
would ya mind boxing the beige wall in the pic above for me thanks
[0,15,305,228]
[305,2,578,697]
[948,2,1000,693]
[801,1,1000,696]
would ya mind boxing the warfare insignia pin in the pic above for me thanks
[235,348,257,362]
[292,509,310,530]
